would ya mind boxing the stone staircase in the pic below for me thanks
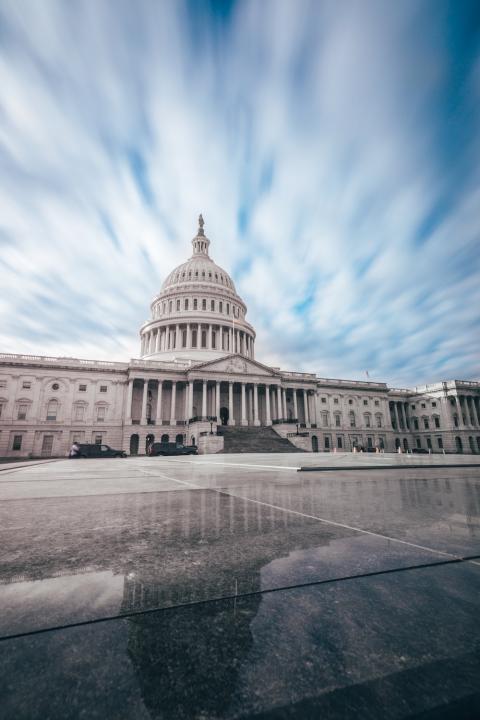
[218,425,305,454]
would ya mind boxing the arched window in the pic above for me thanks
[46,400,58,421]
[211,299,215,311]
[202,299,206,311]
[161,434,169,443]
[219,301,223,313]
[176,299,180,311]
[226,303,230,314]
[169,300,172,313]
[212,331,216,349]
[193,298,198,310]
[184,298,189,311]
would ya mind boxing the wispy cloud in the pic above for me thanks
[0,0,479,386]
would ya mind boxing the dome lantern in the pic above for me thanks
[191,213,211,258]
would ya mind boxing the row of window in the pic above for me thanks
[11,400,108,422]
[170,267,233,287]
[320,397,381,407]
[320,411,384,428]
[411,401,437,409]
[11,432,106,452]
[0,381,109,392]
[154,297,242,319]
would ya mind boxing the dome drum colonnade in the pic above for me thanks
[125,377,315,427]
[140,215,255,362]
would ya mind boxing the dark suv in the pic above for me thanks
[149,442,198,456]
[76,444,127,458]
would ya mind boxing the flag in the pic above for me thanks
[365,370,370,378]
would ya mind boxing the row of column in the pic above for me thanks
[391,401,409,430]
[126,379,312,426]
[452,395,480,428]
[141,324,254,358]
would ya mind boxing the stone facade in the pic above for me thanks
[1,217,479,457]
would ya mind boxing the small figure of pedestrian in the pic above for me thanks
[69,441,80,459]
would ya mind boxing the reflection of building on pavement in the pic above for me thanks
[1,215,479,458]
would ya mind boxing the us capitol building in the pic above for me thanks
[1,216,479,458]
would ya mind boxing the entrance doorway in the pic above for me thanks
[130,434,139,456]
[220,406,229,425]
[455,436,463,453]
[311,435,318,452]
[41,434,54,457]
[176,433,184,445]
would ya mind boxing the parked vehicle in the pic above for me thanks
[411,448,429,454]
[75,444,127,458]
[149,442,198,456]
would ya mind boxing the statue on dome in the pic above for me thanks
[197,213,205,236]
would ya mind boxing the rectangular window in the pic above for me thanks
[421,403,426,408]
[335,415,340,427]
[219,302,223,313]
[337,436,343,449]
[212,331,216,349]
[348,399,353,405]
[12,435,22,451]
[184,299,189,310]
[192,330,197,348]
[437,437,443,449]
[374,400,379,406]
[321,398,326,404]
[211,300,215,311]
[193,299,197,310]
[432,402,437,408]
[321,412,328,427]
[363,399,368,405]
[94,434,103,445]
[434,417,440,428]
[0,403,3,418]
[201,330,207,348]
[424,418,429,429]
[182,330,187,348]
[411,404,416,410]
[22,381,31,389]
[202,299,206,311]
[376,416,382,428]
[426,437,432,449]
[226,303,230,314]
[0,381,6,388]
[414,418,419,430]
[79,384,87,392]
[74,406,85,421]
[365,416,371,427]
[416,437,421,448]
[334,398,339,404]
[97,406,106,422]
[176,299,180,311]
[100,385,107,393]
[17,404,28,420]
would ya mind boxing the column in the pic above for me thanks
[141,380,148,425]
[293,389,298,420]
[186,324,191,349]
[264,385,271,425]
[183,383,189,421]
[394,402,400,430]
[277,386,282,421]
[208,325,212,350]
[155,381,163,424]
[241,383,247,425]
[466,397,474,426]
[303,389,310,426]
[400,403,407,429]
[253,384,260,426]
[126,379,134,422]
[215,382,221,421]
[228,382,234,425]
[170,381,176,424]
[455,396,464,427]
[229,327,233,353]
[472,398,480,427]
[188,381,194,420]
[202,381,207,418]
[156,330,161,352]
[282,388,287,419]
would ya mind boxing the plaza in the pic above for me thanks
[0,453,479,718]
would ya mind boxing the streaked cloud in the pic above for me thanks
[0,0,479,386]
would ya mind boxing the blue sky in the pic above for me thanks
[0,0,479,387]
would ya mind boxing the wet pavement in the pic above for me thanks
[0,454,479,719]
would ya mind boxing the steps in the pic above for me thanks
[218,425,305,454]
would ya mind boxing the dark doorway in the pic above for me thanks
[220,406,229,425]
[403,438,409,451]
[311,435,318,452]
[130,434,139,456]
[161,433,169,443]
[146,433,154,454]
[455,436,463,453]
[176,433,184,445]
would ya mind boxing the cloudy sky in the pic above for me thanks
[1,0,479,387]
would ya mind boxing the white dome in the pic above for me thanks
[139,215,255,363]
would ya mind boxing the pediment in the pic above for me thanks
[191,354,279,377]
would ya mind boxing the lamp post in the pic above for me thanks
[209,420,214,435]
[296,423,299,436]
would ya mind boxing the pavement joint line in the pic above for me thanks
[1,553,479,644]
[154,470,461,560]
[165,459,299,471]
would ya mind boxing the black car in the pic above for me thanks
[75,443,127,458]
[149,442,198,456]
[411,447,429,454]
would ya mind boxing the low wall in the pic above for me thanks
[197,435,224,454]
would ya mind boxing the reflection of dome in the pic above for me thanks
[140,215,256,362]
